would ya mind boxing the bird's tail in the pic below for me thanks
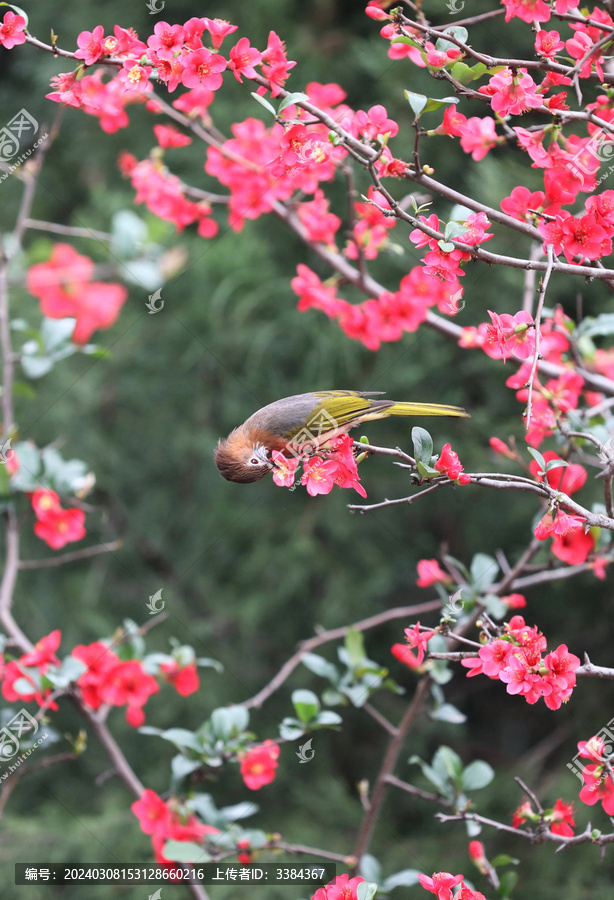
[381,401,469,418]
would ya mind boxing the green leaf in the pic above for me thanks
[490,854,519,867]
[219,801,258,822]
[545,459,568,473]
[314,710,342,727]
[301,652,340,684]
[576,313,614,339]
[430,703,467,724]
[527,446,546,474]
[345,627,366,667]
[250,91,276,116]
[411,426,433,466]
[444,221,470,240]
[359,854,382,885]
[210,705,249,740]
[10,441,40,491]
[162,841,210,864]
[481,594,507,620]
[450,62,486,85]
[405,90,428,118]
[498,870,518,898]
[462,759,495,790]
[292,688,320,723]
[422,96,458,114]
[356,882,378,900]
[435,25,468,52]
[278,91,310,112]
[140,726,203,753]
[438,240,455,253]
[383,869,420,890]
[391,35,423,51]
[279,717,305,741]
[433,745,463,783]
[469,553,499,590]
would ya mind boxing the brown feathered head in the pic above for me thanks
[214,432,272,483]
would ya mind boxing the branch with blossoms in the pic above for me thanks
[3,1,614,897]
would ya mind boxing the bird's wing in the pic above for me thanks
[307,391,385,431]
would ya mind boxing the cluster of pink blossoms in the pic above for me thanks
[292,264,464,351]
[409,212,493,282]
[462,616,580,710]
[573,735,614,817]
[271,434,367,498]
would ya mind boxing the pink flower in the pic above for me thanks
[313,874,365,900]
[147,22,186,60]
[502,0,551,23]
[403,622,435,666]
[416,559,450,588]
[0,11,26,49]
[229,38,261,82]
[202,17,238,50]
[153,124,192,148]
[478,640,513,678]
[485,310,535,362]
[418,871,464,900]
[354,104,399,140]
[118,61,152,92]
[301,456,339,496]
[181,48,226,90]
[259,31,296,97]
[131,789,172,837]
[459,116,498,161]
[271,451,300,487]
[486,68,543,116]
[75,25,106,65]
[535,30,564,58]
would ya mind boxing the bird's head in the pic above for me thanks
[214,432,272,483]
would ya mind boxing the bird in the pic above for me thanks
[215,390,468,483]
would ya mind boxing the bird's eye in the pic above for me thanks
[250,457,260,465]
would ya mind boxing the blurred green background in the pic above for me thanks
[1,1,613,897]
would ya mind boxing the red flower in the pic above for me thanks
[259,31,296,97]
[75,25,106,65]
[31,489,61,518]
[418,871,464,900]
[202,17,237,50]
[459,116,498,161]
[486,68,543,116]
[73,641,120,710]
[313,874,365,900]
[485,310,535,362]
[549,798,575,836]
[434,443,471,484]
[1,661,47,705]
[229,38,261,82]
[33,501,86,550]
[147,22,185,59]
[551,527,594,565]
[416,559,450,588]
[20,630,61,668]
[240,739,280,790]
[301,456,339,497]
[153,124,192,149]
[403,622,435,666]
[160,661,199,696]
[391,642,424,670]
[181,48,227,90]
[132,789,172,836]
[535,30,564,57]
[0,11,26,49]
[99,659,159,723]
